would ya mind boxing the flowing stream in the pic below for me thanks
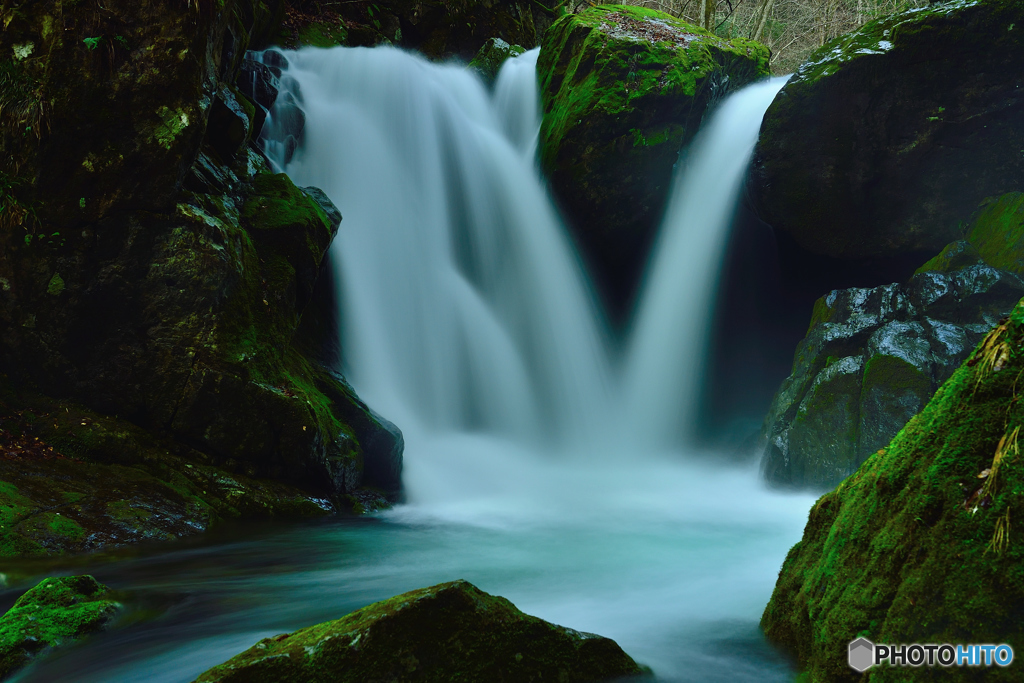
[6,48,816,682]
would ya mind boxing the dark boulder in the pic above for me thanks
[538,5,769,318]
[751,0,1024,276]
[194,580,650,683]
[761,265,1024,489]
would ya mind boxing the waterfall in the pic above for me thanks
[264,46,785,478]
[622,77,790,448]
[270,47,612,447]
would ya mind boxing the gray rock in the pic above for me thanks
[761,265,1024,489]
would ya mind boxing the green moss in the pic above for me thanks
[538,5,769,169]
[0,575,121,679]
[762,299,1024,680]
[297,21,350,48]
[965,192,1024,276]
[195,580,647,683]
[791,0,991,87]
[914,239,984,274]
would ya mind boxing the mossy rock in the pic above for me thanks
[0,375,341,559]
[921,193,1024,278]
[194,580,650,683]
[0,575,121,679]
[538,5,769,317]
[752,0,1024,274]
[469,37,526,85]
[762,297,1024,681]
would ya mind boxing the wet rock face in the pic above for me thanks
[538,5,769,319]
[751,0,1024,269]
[761,265,1024,490]
[194,580,649,683]
[0,576,121,679]
[762,300,1024,681]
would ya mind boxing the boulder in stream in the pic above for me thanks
[194,580,649,683]
[0,575,121,679]
[538,5,769,318]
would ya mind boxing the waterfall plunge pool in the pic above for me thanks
[7,48,818,682]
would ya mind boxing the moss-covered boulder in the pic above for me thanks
[0,575,120,679]
[751,0,1024,276]
[538,5,769,316]
[918,192,1024,278]
[194,580,649,683]
[469,37,526,85]
[761,265,1024,489]
[762,297,1024,681]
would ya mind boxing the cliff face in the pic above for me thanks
[762,298,1024,681]
[0,0,402,558]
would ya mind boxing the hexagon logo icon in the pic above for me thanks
[848,637,875,672]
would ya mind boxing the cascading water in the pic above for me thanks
[271,47,612,451]
[11,49,816,683]
[623,77,790,447]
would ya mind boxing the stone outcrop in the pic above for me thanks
[194,580,650,683]
[751,0,1024,275]
[538,5,769,317]
[0,576,121,680]
[760,266,1024,489]
[0,0,403,558]
[762,298,1024,681]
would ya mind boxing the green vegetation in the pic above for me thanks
[762,298,1024,681]
[0,575,120,679]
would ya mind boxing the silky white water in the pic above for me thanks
[5,49,815,683]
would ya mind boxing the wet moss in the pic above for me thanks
[0,575,120,679]
[965,192,1024,276]
[195,580,649,683]
[762,298,1024,681]
[538,4,768,316]
[915,239,985,275]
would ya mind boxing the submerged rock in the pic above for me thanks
[0,575,121,679]
[194,580,648,683]
[761,265,1024,489]
[762,297,1024,680]
[538,5,769,317]
[751,0,1024,272]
